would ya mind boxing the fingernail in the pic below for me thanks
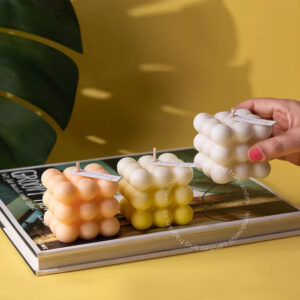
[249,148,264,162]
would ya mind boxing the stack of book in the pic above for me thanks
[1,148,299,275]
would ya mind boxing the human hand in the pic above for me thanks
[236,98,300,165]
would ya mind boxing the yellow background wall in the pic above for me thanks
[2,2,300,297]
[45,0,300,201]
[47,0,300,162]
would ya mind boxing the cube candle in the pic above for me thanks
[117,153,194,230]
[41,163,120,243]
[193,109,272,184]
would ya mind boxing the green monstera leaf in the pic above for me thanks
[0,0,82,169]
[0,33,79,129]
[0,96,56,169]
[0,0,82,53]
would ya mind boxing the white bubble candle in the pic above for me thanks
[193,109,272,184]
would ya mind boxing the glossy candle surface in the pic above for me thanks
[193,109,272,184]
[42,163,120,243]
[117,153,194,230]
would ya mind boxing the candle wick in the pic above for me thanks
[76,161,80,172]
[153,147,157,162]
[230,108,236,117]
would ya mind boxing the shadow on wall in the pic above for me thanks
[48,0,252,162]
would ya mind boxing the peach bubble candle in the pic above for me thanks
[42,163,120,243]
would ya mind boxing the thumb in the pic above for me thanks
[248,131,300,162]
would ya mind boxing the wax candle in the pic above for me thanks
[117,153,194,230]
[41,163,120,243]
[193,109,272,184]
